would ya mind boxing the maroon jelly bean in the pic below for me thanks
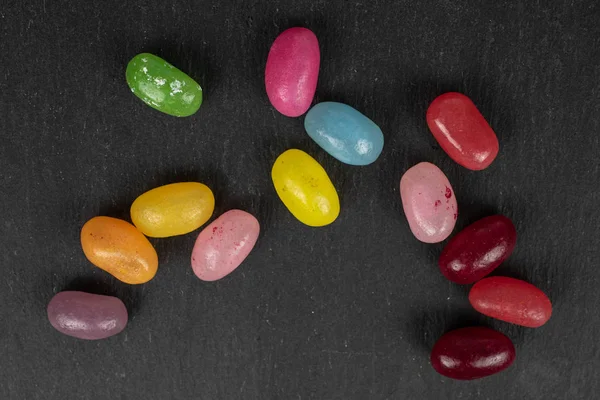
[439,215,516,284]
[430,326,516,380]
[47,291,128,340]
[469,276,553,328]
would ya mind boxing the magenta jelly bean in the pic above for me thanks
[265,27,320,117]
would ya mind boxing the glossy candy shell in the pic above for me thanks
[431,326,516,380]
[191,210,260,281]
[469,277,552,328]
[400,162,457,243]
[304,102,384,165]
[426,92,499,170]
[131,182,215,238]
[439,215,517,284]
[265,27,320,117]
[271,149,339,227]
[81,216,158,284]
[126,53,203,117]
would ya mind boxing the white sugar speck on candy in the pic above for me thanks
[182,93,194,104]
[169,80,183,96]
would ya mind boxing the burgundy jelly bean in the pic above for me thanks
[469,277,552,328]
[439,215,516,284]
[430,326,516,380]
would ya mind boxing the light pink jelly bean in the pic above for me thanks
[191,210,260,281]
[400,162,458,243]
[265,27,320,117]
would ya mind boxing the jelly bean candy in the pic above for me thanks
[431,326,516,380]
[272,149,339,226]
[304,102,384,165]
[47,291,128,340]
[81,216,158,284]
[131,182,215,238]
[265,27,320,117]
[439,215,516,284]
[426,92,499,170]
[126,53,202,117]
[191,210,260,281]
[400,162,457,243]
[469,276,552,328]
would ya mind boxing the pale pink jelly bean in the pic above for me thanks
[191,210,260,281]
[400,162,458,243]
[265,27,320,117]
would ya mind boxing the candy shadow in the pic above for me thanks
[65,165,213,233]
[63,276,145,318]
[405,308,488,353]
[96,197,135,223]
[452,203,499,234]
[487,262,530,282]
[398,78,465,127]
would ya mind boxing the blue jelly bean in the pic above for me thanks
[304,102,384,165]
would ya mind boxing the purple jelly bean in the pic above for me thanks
[47,291,128,340]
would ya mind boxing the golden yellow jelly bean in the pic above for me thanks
[130,182,215,238]
[271,149,340,227]
[81,217,158,284]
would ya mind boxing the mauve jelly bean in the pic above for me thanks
[47,291,128,340]
[469,276,552,328]
[439,215,517,284]
[431,327,516,380]
[265,27,320,117]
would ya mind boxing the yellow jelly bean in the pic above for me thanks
[81,216,158,284]
[130,182,215,238]
[271,149,340,227]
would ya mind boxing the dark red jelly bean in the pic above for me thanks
[426,92,499,170]
[469,276,552,328]
[430,326,515,380]
[439,215,516,284]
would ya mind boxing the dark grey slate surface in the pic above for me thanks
[1,0,599,399]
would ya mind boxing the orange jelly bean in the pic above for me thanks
[80,216,158,284]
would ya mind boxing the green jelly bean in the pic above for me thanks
[126,53,203,117]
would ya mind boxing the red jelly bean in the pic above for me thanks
[439,215,516,284]
[426,92,499,170]
[431,327,515,380]
[469,277,552,328]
